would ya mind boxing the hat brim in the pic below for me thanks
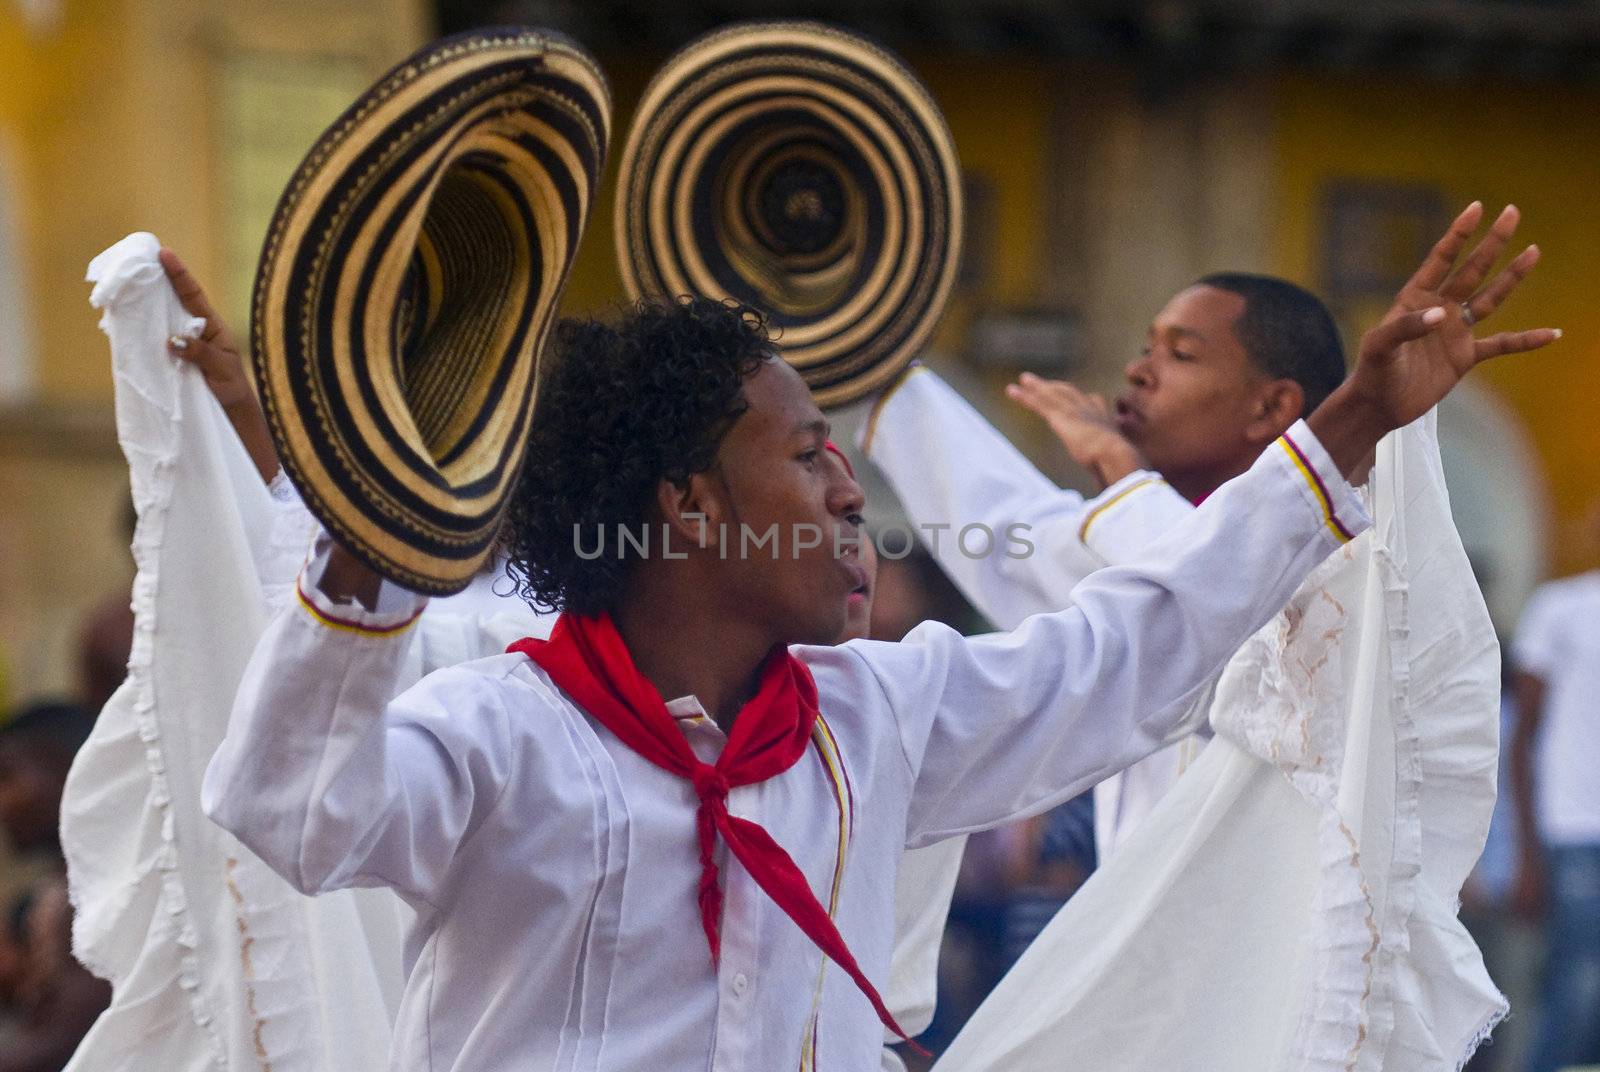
[616,21,962,409]
[253,28,610,594]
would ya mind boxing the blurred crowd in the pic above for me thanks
[0,548,128,1071]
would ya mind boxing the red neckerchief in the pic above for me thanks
[508,612,923,1051]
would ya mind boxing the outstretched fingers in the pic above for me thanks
[1474,328,1561,364]
[1361,306,1449,360]
[1410,202,1484,292]
[1443,204,1520,301]
[1007,373,1083,414]
[1465,244,1540,324]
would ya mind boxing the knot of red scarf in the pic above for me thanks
[508,612,924,1055]
[691,765,730,803]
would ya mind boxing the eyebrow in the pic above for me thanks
[1167,325,1208,345]
[793,417,830,438]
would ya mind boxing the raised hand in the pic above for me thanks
[1347,202,1558,434]
[1006,372,1146,490]
[1308,203,1559,478]
[158,249,281,484]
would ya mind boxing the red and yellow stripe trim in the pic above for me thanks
[799,712,854,1070]
[1078,476,1164,543]
[1277,433,1356,544]
[294,580,423,638]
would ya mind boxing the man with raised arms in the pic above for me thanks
[863,202,1540,861]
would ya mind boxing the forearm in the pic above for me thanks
[202,542,425,893]
[223,394,282,485]
[1305,382,1392,482]
[862,367,1095,627]
[1509,746,1542,868]
[1508,674,1546,866]
[894,419,1369,840]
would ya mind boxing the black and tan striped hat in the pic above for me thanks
[252,28,609,594]
[615,21,962,409]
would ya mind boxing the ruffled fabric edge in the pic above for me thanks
[1284,545,1410,1072]
[1216,420,1504,1072]
[63,233,222,1065]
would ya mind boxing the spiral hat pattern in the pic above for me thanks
[616,21,962,408]
[252,28,610,594]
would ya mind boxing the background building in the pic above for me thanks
[0,0,1593,701]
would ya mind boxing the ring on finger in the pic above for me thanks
[1459,302,1477,328]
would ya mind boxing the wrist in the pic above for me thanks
[1304,382,1390,480]
[1089,438,1144,487]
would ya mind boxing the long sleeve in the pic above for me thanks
[860,367,1196,629]
[202,543,519,907]
[812,419,1368,846]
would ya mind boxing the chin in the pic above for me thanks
[785,607,849,649]
[841,606,871,643]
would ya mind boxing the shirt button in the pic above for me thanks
[732,972,749,996]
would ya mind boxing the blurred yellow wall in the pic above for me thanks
[0,0,429,705]
[3,9,1597,702]
[1274,72,1600,574]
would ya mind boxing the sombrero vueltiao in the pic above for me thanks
[615,21,962,408]
[253,28,610,594]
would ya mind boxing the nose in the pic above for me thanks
[825,451,866,519]
[831,472,866,520]
[1125,351,1154,389]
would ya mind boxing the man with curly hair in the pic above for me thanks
[204,231,1549,1067]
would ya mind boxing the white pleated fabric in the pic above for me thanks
[60,233,409,1072]
[934,412,1506,1072]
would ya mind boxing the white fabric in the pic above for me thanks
[203,422,1364,1071]
[880,835,966,1071]
[61,233,399,1072]
[61,234,553,1072]
[933,412,1506,1072]
[862,367,1208,862]
[1510,570,1600,845]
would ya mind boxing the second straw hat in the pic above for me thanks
[615,21,962,408]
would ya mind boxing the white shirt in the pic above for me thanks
[201,421,1365,1072]
[862,367,1205,860]
[1511,570,1600,845]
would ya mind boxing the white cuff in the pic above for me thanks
[1274,419,1370,546]
[297,530,428,634]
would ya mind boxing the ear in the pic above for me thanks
[655,470,728,551]
[1245,379,1305,445]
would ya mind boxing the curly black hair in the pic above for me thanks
[503,296,774,617]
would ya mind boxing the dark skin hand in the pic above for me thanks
[1307,201,1556,480]
[158,248,282,485]
[1006,373,1147,490]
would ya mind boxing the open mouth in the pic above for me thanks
[1114,397,1141,426]
[844,561,868,599]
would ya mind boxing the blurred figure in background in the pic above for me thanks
[0,891,33,1041]
[0,701,93,861]
[74,501,136,717]
[1510,501,1600,1072]
[0,878,112,1072]
[0,701,108,1071]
